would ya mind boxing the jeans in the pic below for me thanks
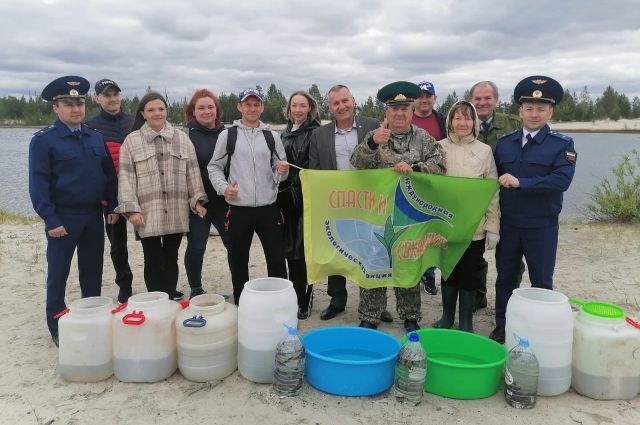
[184,205,229,291]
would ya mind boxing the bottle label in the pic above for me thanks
[409,367,426,380]
[504,367,514,385]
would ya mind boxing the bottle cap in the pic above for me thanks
[408,332,419,342]
[514,333,529,348]
[283,323,298,336]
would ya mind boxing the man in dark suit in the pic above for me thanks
[308,84,380,320]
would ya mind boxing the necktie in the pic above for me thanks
[480,121,489,139]
[524,133,533,147]
[72,129,82,139]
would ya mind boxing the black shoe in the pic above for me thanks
[359,320,378,329]
[421,275,438,295]
[474,292,488,312]
[117,287,132,304]
[380,310,393,323]
[52,334,59,347]
[320,304,345,320]
[403,319,420,332]
[297,308,310,320]
[172,291,184,301]
[489,326,505,344]
[190,287,206,299]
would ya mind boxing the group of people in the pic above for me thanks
[28,74,576,347]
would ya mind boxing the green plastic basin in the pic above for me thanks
[412,329,507,399]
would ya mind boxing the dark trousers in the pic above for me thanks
[227,204,287,304]
[327,275,347,309]
[288,258,313,312]
[105,214,133,290]
[494,222,558,326]
[184,205,230,290]
[46,210,104,338]
[140,233,183,296]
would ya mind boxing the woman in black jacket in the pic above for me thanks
[278,90,321,319]
[183,89,228,299]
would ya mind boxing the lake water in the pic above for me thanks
[1,127,639,221]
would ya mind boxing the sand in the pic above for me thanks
[0,221,639,425]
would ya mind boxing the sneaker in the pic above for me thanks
[117,287,132,304]
[421,275,438,295]
[190,287,206,299]
[172,291,184,301]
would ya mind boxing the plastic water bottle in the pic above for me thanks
[504,334,539,409]
[394,332,427,406]
[272,324,305,397]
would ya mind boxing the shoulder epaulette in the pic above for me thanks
[499,129,519,140]
[33,125,55,137]
[548,131,572,142]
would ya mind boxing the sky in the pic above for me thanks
[1,0,639,104]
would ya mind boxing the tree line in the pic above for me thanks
[1,83,638,126]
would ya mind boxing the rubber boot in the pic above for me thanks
[458,289,476,333]
[433,285,458,328]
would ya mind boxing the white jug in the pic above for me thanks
[58,296,113,382]
[505,288,573,396]
[176,294,238,382]
[113,292,180,382]
[237,278,297,383]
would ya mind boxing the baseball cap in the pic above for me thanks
[239,88,264,102]
[95,78,121,95]
[417,81,436,95]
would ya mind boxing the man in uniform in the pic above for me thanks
[489,76,577,344]
[351,81,446,331]
[86,79,134,304]
[29,76,118,346]
[308,84,382,321]
[469,81,522,311]
[412,80,447,296]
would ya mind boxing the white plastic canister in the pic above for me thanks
[505,288,573,396]
[237,278,297,383]
[58,296,114,382]
[572,309,640,399]
[176,294,238,382]
[113,292,180,382]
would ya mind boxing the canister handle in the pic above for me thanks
[112,303,127,314]
[53,308,70,319]
[183,315,207,328]
[626,316,640,329]
[122,310,145,325]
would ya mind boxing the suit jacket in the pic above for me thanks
[308,115,380,170]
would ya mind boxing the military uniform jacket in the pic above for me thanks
[495,124,576,228]
[28,119,117,230]
[479,112,521,151]
[115,122,207,238]
[351,124,446,175]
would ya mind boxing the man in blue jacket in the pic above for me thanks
[86,78,134,303]
[29,76,118,346]
[490,76,577,344]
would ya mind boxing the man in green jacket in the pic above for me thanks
[469,81,521,311]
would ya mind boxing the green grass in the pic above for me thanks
[0,209,38,224]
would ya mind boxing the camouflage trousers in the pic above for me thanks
[358,285,421,324]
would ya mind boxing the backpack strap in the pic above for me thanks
[261,129,280,168]
[223,126,238,180]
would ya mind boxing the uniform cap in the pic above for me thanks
[377,81,422,106]
[514,75,563,105]
[41,76,90,102]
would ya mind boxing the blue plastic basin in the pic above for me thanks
[301,326,401,396]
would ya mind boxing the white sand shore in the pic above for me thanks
[0,222,639,424]
[551,118,640,132]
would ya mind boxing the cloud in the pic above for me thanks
[1,0,638,103]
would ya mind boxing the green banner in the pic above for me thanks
[301,169,498,288]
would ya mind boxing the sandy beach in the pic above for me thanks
[0,221,639,425]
